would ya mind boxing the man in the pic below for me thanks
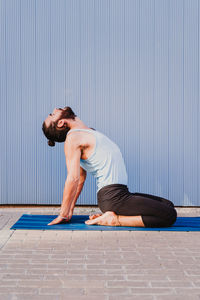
[42,106,177,227]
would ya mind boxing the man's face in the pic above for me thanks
[44,108,64,128]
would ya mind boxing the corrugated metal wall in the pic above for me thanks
[0,0,199,206]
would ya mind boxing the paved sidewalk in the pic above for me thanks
[0,206,200,300]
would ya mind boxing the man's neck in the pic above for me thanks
[68,117,90,130]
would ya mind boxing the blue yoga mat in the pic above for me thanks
[10,214,200,231]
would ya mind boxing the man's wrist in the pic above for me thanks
[69,206,74,213]
[59,208,69,218]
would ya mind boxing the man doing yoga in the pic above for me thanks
[42,106,177,227]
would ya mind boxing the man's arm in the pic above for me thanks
[69,167,87,214]
[48,134,86,226]
[59,134,82,217]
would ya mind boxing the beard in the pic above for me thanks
[60,107,70,118]
[60,106,76,119]
[56,107,74,134]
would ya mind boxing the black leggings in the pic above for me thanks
[97,184,177,227]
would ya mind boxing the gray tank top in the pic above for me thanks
[67,128,128,192]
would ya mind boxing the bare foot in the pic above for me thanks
[85,211,120,226]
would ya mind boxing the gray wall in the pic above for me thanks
[1,0,199,206]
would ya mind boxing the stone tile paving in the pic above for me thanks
[0,206,200,300]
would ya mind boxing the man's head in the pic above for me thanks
[42,106,77,146]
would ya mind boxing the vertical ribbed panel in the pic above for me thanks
[199,0,200,207]
[20,0,37,204]
[124,0,140,193]
[1,0,199,206]
[0,0,6,203]
[168,0,184,206]
[154,0,169,198]
[183,0,199,206]
[139,0,155,194]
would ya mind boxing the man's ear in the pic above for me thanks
[57,119,66,128]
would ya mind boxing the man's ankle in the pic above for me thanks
[117,215,122,226]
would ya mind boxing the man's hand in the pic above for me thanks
[48,214,71,226]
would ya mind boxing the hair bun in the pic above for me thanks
[48,140,55,147]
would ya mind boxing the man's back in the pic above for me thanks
[67,128,128,192]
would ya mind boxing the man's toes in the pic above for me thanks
[89,214,96,219]
[85,220,92,224]
[89,214,102,220]
[96,214,102,218]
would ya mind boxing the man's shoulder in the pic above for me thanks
[65,129,95,146]
[65,130,82,145]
